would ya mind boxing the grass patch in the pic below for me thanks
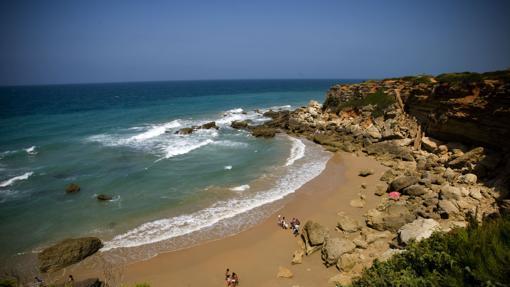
[436,72,484,83]
[349,215,510,287]
[134,283,151,287]
[336,89,395,117]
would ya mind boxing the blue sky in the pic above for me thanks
[1,0,509,85]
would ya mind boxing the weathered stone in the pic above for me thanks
[366,142,414,161]
[375,184,387,196]
[358,169,374,177]
[177,127,194,135]
[251,126,277,138]
[438,199,460,218]
[365,125,382,139]
[440,184,463,200]
[469,188,483,200]
[402,184,427,196]
[421,137,440,152]
[321,237,356,266]
[337,215,361,233]
[66,183,80,193]
[303,221,328,246]
[365,204,415,232]
[329,274,352,286]
[365,230,393,244]
[231,120,248,129]
[398,218,440,245]
[291,250,304,264]
[337,253,360,272]
[389,176,419,192]
[380,248,405,262]
[448,147,485,168]
[38,237,103,272]
[353,238,368,249]
[380,169,397,183]
[459,173,477,185]
[350,198,365,208]
[276,266,293,278]
[200,121,218,129]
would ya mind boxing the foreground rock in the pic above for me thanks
[301,221,328,255]
[398,218,440,245]
[38,237,103,272]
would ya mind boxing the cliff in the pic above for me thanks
[324,70,510,150]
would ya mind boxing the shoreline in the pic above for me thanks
[65,151,388,286]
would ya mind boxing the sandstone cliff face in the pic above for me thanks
[323,71,510,151]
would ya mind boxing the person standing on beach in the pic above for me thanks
[225,268,231,286]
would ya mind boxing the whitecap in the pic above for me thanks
[161,139,214,160]
[224,165,233,170]
[285,137,306,166]
[229,184,250,192]
[25,146,38,155]
[0,172,34,188]
[129,120,181,142]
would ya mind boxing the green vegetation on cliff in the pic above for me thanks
[350,216,510,287]
[333,88,395,117]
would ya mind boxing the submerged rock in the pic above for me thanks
[66,183,80,193]
[177,127,194,135]
[96,194,112,201]
[38,237,103,272]
[231,120,249,129]
[200,121,218,130]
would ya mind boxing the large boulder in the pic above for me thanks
[365,204,415,231]
[303,221,328,246]
[337,214,361,233]
[38,237,103,272]
[402,184,427,196]
[389,176,419,192]
[398,218,440,245]
[366,142,414,161]
[321,237,356,266]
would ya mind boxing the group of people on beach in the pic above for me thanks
[277,215,300,236]
[225,268,239,286]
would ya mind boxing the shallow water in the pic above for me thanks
[0,79,357,262]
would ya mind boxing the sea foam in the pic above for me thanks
[0,172,34,188]
[102,143,329,251]
[285,137,306,166]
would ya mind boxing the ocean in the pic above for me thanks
[0,79,356,264]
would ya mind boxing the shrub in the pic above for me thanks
[134,283,151,287]
[337,89,395,117]
[435,72,483,83]
[350,216,510,287]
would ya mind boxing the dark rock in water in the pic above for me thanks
[176,127,194,135]
[96,194,112,201]
[389,176,419,192]
[366,142,414,161]
[38,237,103,272]
[66,183,80,193]
[251,126,277,138]
[200,121,218,129]
[231,120,249,129]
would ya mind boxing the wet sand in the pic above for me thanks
[70,151,387,286]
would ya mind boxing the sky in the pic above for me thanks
[0,0,509,86]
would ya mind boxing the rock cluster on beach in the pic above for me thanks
[258,70,510,285]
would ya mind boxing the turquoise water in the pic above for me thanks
[0,80,355,262]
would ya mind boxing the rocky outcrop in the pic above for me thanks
[301,221,329,255]
[250,126,277,138]
[231,120,249,129]
[38,237,103,272]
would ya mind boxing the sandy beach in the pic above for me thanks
[65,151,387,286]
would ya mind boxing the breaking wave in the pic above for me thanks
[0,172,34,188]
